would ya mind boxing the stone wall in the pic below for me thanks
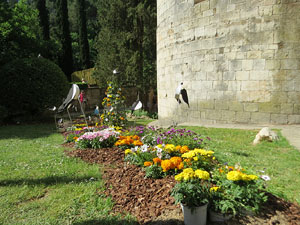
[157,0,300,124]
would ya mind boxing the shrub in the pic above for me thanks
[0,58,69,119]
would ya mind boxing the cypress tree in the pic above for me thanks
[36,0,50,40]
[76,0,90,69]
[56,0,73,81]
[94,0,156,93]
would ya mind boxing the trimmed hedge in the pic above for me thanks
[0,58,69,119]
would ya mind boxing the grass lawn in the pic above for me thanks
[0,123,299,224]
[0,124,137,225]
[184,126,300,205]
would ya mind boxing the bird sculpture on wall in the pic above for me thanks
[131,92,142,114]
[175,82,189,107]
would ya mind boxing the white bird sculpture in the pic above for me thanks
[131,93,142,114]
[175,82,189,107]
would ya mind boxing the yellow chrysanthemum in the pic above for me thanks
[164,144,176,153]
[195,169,210,180]
[241,174,258,181]
[227,171,242,181]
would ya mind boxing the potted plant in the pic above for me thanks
[171,168,211,225]
[208,186,237,222]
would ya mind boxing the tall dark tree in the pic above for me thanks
[36,0,50,40]
[56,0,73,80]
[94,0,156,94]
[76,0,90,69]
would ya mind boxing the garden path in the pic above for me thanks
[149,120,300,151]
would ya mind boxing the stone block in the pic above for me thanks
[215,100,229,110]
[244,103,259,112]
[242,60,253,71]
[251,112,271,124]
[213,81,228,91]
[223,71,235,80]
[205,109,222,120]
[236,112,251,123]
[229,60,242,71]
[228,81,241,91]
[259,102,281,113]
[271,114,288,124]
[252,59,266,70]
[293,104,300,114]
[241,81,260,91]
[280,103,294,114]
[221,110,236,121]
[249,71,270,80]
[281,59,300,70]
[247,51,262,59]
[229,101,244,111]
[236,71,249,80]
[265,60,280,70]
[288,115,300,124]
[198,100,215,109]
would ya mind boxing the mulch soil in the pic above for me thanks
[64,143,300,225]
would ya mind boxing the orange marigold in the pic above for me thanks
[153,157,162,165]
[180,145,189,154]
[133,140,143,146]
[144,161,153,167]
[170,157,182,167]
[132,135,140,140]
[161,159,175,172]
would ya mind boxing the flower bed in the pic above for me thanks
[64,123,270,218]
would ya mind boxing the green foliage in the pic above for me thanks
[0,58,69,119]
[0,0,40,66]
[125,151,156,167]
[171,180,210,210]
[93,0,156,92]
[144,164,163,179]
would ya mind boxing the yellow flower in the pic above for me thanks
[124,149,132,155]
[210,186,220,192]
[164,144,176,153]
[195,169,210,180]
[193,156,198,161]
[241,174,258,181]
[227,171,242,181]
[175,173,184,181]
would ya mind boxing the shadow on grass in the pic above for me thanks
[0,123,57,140]
[0,175,98,186]
[73,218,184,225]
[231,151,250,157]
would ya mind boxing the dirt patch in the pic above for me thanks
[65,146,300,225]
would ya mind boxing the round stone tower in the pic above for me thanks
[157,0,300,124]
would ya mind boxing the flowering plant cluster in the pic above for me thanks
[114,135,143,149]
[101,81,127,127]
[210,164,268,214]
[75,129,119,149]
[171,168,211,208]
